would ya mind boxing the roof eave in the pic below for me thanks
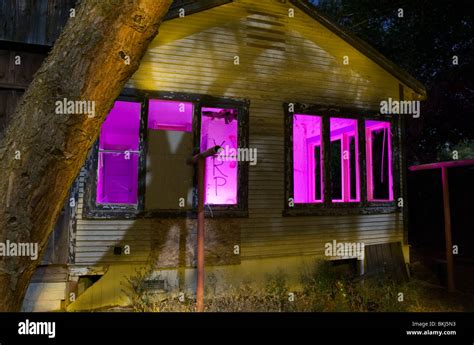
[164,0,233,21]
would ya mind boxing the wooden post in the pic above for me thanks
[196,157,205,312]
[441,167,455,292]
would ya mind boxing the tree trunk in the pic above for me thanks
[0,0,172,311]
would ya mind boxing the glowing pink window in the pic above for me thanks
[200,107,238,205]
[330,118,360,203]
[366,120,393,201]
[148,99,193,132]
[293,114,323,203]
[96,101,141,205]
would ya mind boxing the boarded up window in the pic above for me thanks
[146,100,194,209]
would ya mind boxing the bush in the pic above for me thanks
[122,260,459,312]
[122,266,156,312]
[437,139,474,161]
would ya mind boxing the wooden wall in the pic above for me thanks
[73,0,416,267]
[0,0,74,133]
[0,0,75,46]
[0,49,46,134]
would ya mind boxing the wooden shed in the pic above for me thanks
[1,0,426,311]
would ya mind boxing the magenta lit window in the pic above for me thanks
[366,120,393,201]
[96,101,141,205]
[148,99,193,132]
[330,118,360,203]
[200,107,238,205]
[293,114,323,203]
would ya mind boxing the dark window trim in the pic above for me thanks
[83,95,147,219]
[283,103,401,216]
[83,89,249,219]
[195,95,250,217]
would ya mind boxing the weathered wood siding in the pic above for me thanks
[74,0,413,266]
[75,169,154,265]
[0,49,46,135]
[0,0,76,46]
[75,167,240,266]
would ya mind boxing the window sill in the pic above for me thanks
[82,208,249,220]
[282,203,400,216]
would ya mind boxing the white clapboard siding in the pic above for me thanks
[73,0,411,265]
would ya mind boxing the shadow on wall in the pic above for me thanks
[65,99,241,311]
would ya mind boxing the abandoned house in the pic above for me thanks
[0,0,426,311]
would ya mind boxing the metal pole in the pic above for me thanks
[441,167,455,292]
[186,145,221,312]
[196,157,205,312]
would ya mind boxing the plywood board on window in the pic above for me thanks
[145,130,194,210]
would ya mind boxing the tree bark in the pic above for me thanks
[0,0,172,311]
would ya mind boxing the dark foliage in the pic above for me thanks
[312,0,474,164]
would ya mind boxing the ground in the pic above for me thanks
[95,255,474,312]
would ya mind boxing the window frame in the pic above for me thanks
[84,95,147,219]
[195,95,249,217]
[365,120,394,202]
[283,103,401,216]
[83,90,249,219]
[329,117,360,203]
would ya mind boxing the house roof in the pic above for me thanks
[170,0,427,99]
[165,0,233,20]
[0,0,232,47]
